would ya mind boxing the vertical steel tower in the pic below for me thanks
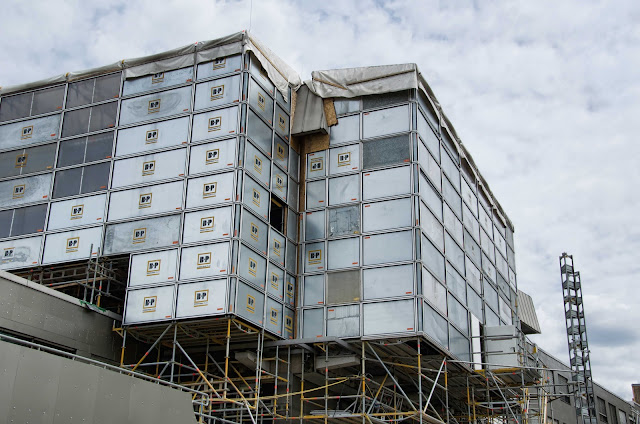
[560,253,596,424]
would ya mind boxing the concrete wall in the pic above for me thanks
[0,270,121,361]
[0,339,196,424]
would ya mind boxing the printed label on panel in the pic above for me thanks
[210,85,224,100]
[65,237,79,253]
[194,289,209,307]
[21,126,33,140]
[148,99,161,114]
[151,72,164,83]
[133,227,147,244]
[246,295,255,313]
[15,154,27,168]
[146,259,161,276]
[208,116,222,132]
[206,149,219,164]
[145,129,158,144]
[203,182,217,198]
[200,216,215,233]
[138,193,152,209]
[197,252,211,269]
[142,296,157,313]
[142,160,155,176]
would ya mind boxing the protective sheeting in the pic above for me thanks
[0,31,300,101]
[302,62,514,231]
[517,290,541,334]
[291,85,328,136]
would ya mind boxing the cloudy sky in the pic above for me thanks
[1,0,638,400]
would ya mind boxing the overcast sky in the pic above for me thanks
[1,0,638,400]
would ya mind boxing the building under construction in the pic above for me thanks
[0,31,636,424]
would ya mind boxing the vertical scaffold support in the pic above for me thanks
[560,253,597,424]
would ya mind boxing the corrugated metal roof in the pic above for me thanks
[518,290,541,334]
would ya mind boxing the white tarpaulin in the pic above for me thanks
[0,31,300,100]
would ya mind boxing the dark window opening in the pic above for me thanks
[270,196,285,233]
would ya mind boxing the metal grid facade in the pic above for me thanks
[0,48,298,339]
[298,90,518,361]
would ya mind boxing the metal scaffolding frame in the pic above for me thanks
[113,315,585,424]
[559,253,596,424]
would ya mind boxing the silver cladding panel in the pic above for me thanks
[115,117,189,157]
[328,205,360,237]
[303,274,324,306]
[274,104,289,141]
[362,165,411,201]
[238,245,267,289]
[194,74,241,111]
[329,144,360,175]
[107,181,183,221]
[103,214,181,255]
[363,264,414,300]
[363,230,413,266]
[271,167,287,202]
[235,281,264,326]
[363,197,412,232]
[283,307,295,339]
[179,242,230,281]
[273,136,288,171]
[288,178,298,212]
[266,297,283,336]
[124,285,175,324]
[363,299,415,336]
[269,229,286,267]
[285,274,296,307]
[248,77,274,124]
[246,110,272,154]
[249,55,275,95]
[192,106,239,143]
[0,173,52,208]
[327,304,360,338]
[305,210,325,241]
[42,226,102,264]
[329,114,359,145]
[286,239,296,274]
[47,193,106,231]
[267,263,284,301]
[175,279,227,319]
[182,206,232,244]
[306,151,326,179]
[197,54,242,80]
[327,237,359,270]
[305,241,325,272]
[420,202,444,250]
[188,138,236,175]
[123,67,194,96]
[245,141,271,187]
[328,174,359,206]
[0,235,42,270]
[119,86,192,126]
[0,114,61,151]
[362,105,410,139]
[111,148,186,188]
[185,171,235,209]
[129,249,178,287]
[303,308,323,338]
[240,210,269,255]
[242,175,269,221]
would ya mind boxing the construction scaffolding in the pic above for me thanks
[113,315,577,424]
[559,254,597,424]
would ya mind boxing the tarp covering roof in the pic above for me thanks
[305,63,514,231]
[518,290,542,334]
[0,31,301,100]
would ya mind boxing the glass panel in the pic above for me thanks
[328,205,360,237]
[445,233,465,273]
[81,162,110,194]
[362,166,411,200]
[363,197,411,232]
[89,102,117,132]
[31,86,65,115]
[11,204,47,236]
[327,237,359,269]
[364,230,413,265]
[305,180,325,209]
[303,308,323,338]
[66,79,95,108]
[0,92,32,122]
[62,107,91,137]
[304,274,324,306]
[93,73,121,102]
[326,270,360,304]
[21,143,56,175]
[421,235,445,282]
[363,264,413,300]
[305,210,325,241]
[53,167,82,198]
[84,132,114,162]
[423,302,448,348]
[362,90,408,110]
[362,134,410,169]
[446,262,466,301]
[0,210,11,238]
[58,137,86,167]
[329,114,359,145]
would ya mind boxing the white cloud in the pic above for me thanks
[1,0,638,401]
